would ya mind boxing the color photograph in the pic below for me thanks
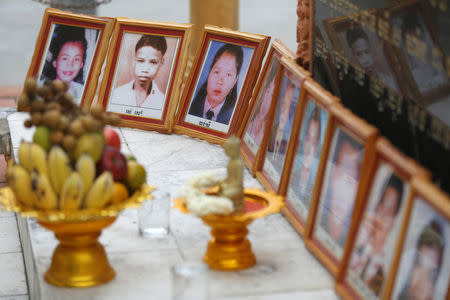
[184,40,254,133]
[287,99,328,220]
[243,56,279,154]
[392,197,450,300]
[347,164,408,299]
[314,127,364,259]
[38,23,100,103]
[263,70,301,189]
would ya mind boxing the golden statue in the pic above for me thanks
[219,136,245,213]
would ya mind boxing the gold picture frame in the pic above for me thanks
[173,25,270,145]
[255,56,310,192]
[304,103,378,277]
[382,177,450,300]
[96,17,192,133]
[238,39,295,176]
[25,8,114,109]
[386,0,450,104]
[278,78,339,237]
[322,9,406,97]
[336,137,430,300]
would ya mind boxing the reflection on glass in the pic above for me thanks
[315,128,364,258]
[287,100,328,219]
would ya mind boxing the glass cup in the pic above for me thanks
[138,190,170,237]
[171,261,209,300]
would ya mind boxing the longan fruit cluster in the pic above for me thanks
[18,77,121,152]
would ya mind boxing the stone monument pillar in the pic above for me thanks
[189,0,239,57]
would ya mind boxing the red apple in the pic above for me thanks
[103,127,121,150]
[98,146,128,181]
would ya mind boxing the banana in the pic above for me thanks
[30,143,49,177]
[7,164,37,208]
[30,171,58,210]
[84,171,114,209]
[75,154,96,198]
[18,141,33,172]
[48,146,72,196]
[59,172,84,210]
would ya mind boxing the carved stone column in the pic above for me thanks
[296,0,312,70]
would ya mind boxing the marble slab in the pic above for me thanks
[6,113,339,300]
[0,253,28,297]
[0,217,21,254]
[35,250,182,300]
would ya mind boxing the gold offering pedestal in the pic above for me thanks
[174,188,283,271]
[0,184,154,288]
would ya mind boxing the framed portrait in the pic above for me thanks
[25,8,114,108]
[335,138,430,300]
[96,18,192,133]
[383,177,450,300]
[174,25,270,145]
[323,9,405,96]
[255,57,309,192]
[238,39,294,176]
[278,79,339,236]
[304,103,378,276]
[387,0,450,104]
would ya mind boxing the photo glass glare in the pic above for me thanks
[262,71,301,189]
[287,99,328,220]
[314,127,364,260]
[38,23,100,104]
[243,56,280,154]
[183,40,255,133]
[392,197,450,300]
[346,163,409,299]
[106,32,180,120]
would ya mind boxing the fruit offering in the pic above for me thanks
[7,78,147,211]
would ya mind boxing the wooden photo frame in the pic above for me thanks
[278,79,339,236]
[322,9,405,96]
[238,39,295,176]
[387,0,450,104]
[97,18,192,133]
[25,8,114,108]
[383,177,450,300]
[335,138,430,300]
[255,57,309,192]
[174,25,269,145]
[304,103,378,276]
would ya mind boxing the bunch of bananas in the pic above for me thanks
[7,77,147,211]
[7,142,116,210]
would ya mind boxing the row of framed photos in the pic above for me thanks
[25,8,449,300]
[239,32,450,300]
[26,8,269,141]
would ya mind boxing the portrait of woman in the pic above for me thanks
[245,57,279,150]
[186,41,253,128]
[264,73,300,186]
[348,166,406,298]
[39,24,99,103]
[315,128,364,258]
[393,198,450,300]
[287,100,328,219]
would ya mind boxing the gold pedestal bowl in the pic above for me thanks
[174,188,283,271]
[0,184,154,288]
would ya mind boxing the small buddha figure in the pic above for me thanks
[219,136,245,213]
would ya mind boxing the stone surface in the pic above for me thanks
[6,112,337,299]
[0,253,28,297]
[0,217,21,254]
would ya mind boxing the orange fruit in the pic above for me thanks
[110,182,129,205]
